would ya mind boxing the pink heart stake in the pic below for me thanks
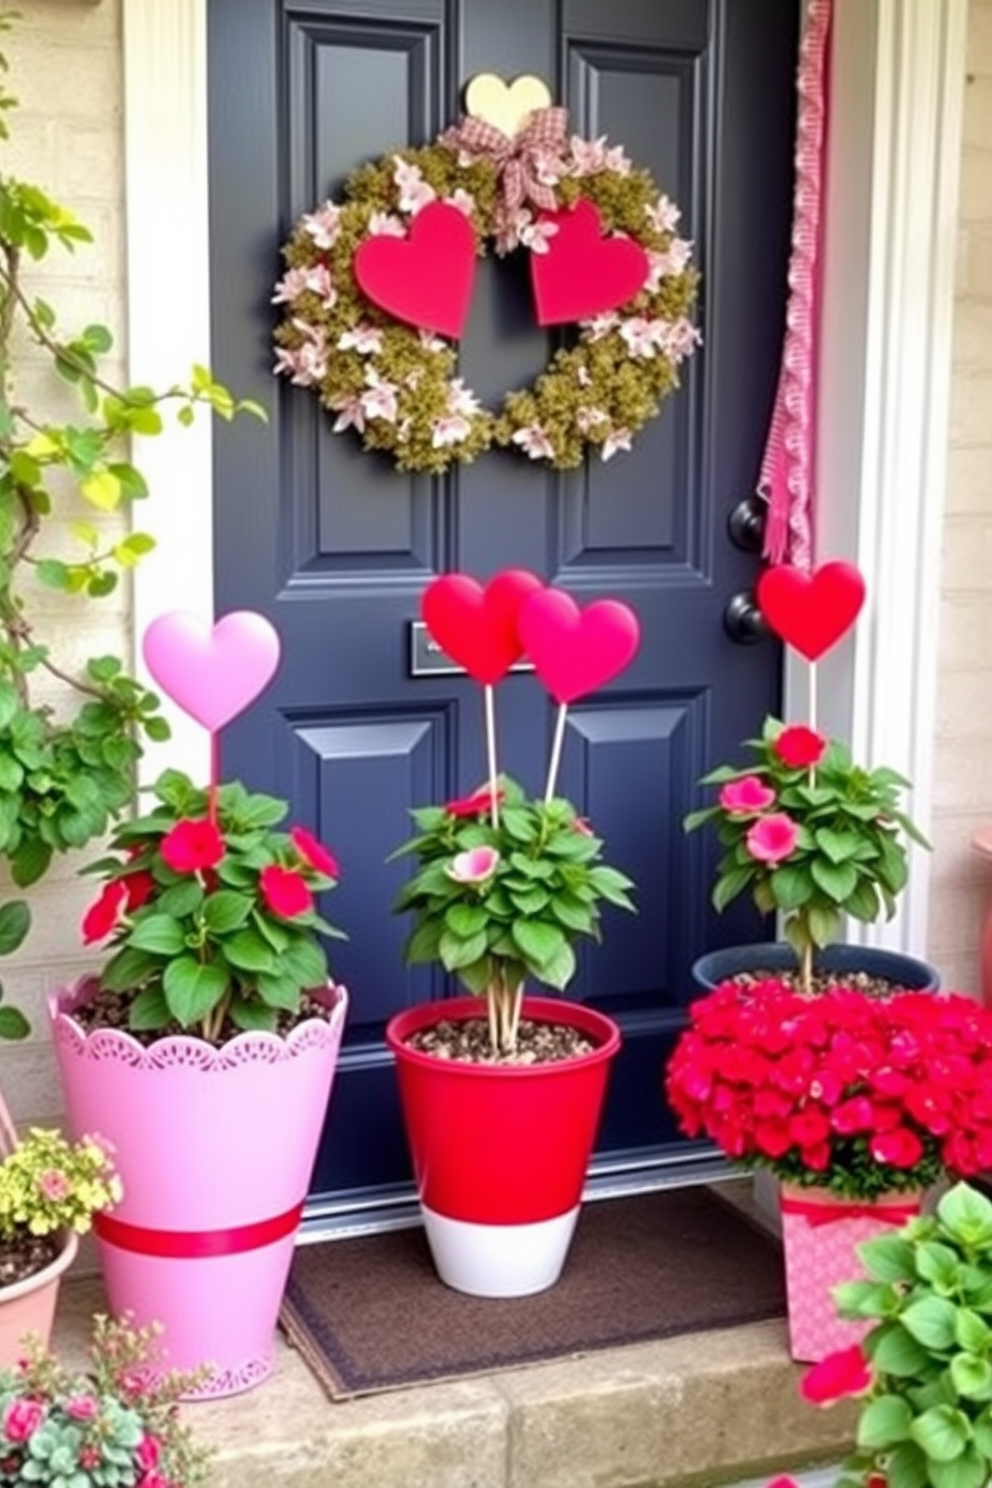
[518,589,641,704]
[142,611,281,731]
[757,561,866,662]
[422,570,544,685]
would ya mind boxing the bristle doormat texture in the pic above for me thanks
[279,1186,786,1399]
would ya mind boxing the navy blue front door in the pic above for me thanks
[207,0,796,1219]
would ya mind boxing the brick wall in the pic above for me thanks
[0,0,127,1125]
[929,0,992,995]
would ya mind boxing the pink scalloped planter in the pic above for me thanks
[386,996,620,1297]
[49,981,347,1399]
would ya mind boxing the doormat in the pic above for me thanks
[279,1186,786,1400]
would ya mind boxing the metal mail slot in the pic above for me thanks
[408,621,534,678]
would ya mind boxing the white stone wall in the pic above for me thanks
[0,0,127,1126]
[929,0,992,994]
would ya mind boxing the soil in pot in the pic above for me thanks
[0,1233,61,1289]
[68,983,338,1048]
[405,1016,596,1066]
[729,968,914,998]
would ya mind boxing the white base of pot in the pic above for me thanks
[421,1204,580,1297]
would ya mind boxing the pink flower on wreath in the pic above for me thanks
[446,847,499,885]
[774,725,828,770]
[745,813,800,864]
[718,776,776,815]
[290,826,340,879]
[1,1399,45,1443]
[64,1395,99,1423]
[800,1344,873,1406]
[160,819,225,874]
[260,865,314,919]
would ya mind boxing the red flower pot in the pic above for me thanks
[386,995,620,1297]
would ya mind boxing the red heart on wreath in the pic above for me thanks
[531,198,650,327]
[757,561,867,661]
[422,569,544,685]
[518,588,640,703]
[353,201,477,339]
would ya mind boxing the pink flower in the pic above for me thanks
[136,1434,161,1471]
[123,869,156,911]
[37,1169,70,1202]
[81,879,127,944]
[745,813,800,864]
[718,776,776,815]
[260,865,314,919]
[775,725,828,770]
[445,786,504,819]
[446,847,499,884]
[800,1344,873,1406]
[2,1399,45,1442]
[870,1126,925,1168]
[160,819,225,874]
[64,1395,99,1422]
[290,826,340,879]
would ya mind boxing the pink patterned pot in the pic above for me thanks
[779,1183,923,1362]
[49,980,347,1398]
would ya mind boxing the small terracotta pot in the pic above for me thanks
[0,1230,78,1369]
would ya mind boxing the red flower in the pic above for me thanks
[745,813,800,864]
[800,1344,873,1405]
[869,1126,925,1168]
[291,826,340,878]
[160,819,225,874]
[774,725,828,769]
[260,865,313,918]
[123,870,156,911]
[81,881,127,945]
[445,785,504,818]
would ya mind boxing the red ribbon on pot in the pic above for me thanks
[780,1194,921,1228]
[94,1202,304,1259]
[440,106,569,251]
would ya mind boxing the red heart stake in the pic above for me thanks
[353,202,477,339]
[518,589,641,704]
[530,198,650,327]
[757,561,867,661]
[422,570,544,685]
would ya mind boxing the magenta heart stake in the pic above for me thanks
[142,610,281,731]
[519,589,641,799]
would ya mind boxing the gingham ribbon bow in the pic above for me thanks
[441,106,570,250]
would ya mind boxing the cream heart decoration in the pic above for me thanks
[463,72,552,138]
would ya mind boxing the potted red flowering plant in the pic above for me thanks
[385,569,638,1299]
[684,717,934,995]
[48,769,349,1398]
[666,979,992,1361]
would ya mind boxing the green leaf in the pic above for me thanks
[586,865,636,906]
[222,929,275,973]
[862,1235,919,1284]
[278,937,327,990]
[127,914,187,957]
[0,1005,29,1040]
[886,1441,931,1488]
[511,919,566,968]
[833,1279,895,1319]
[80,468,122,511]
[444,903,488,938]
[950,1354,992,1401]
[869,1324,933,1377]
[9,835,50,889]
[769,864,813,911]
[404,919,443,965]
[814,827,862,863]
[255,973,301,1011]
[901,1296,960,1352]
[0,899,29,956]
[810,857,859,903]
[955,1309,992,1354]
[536,938,576,990]
[162,957,230,1026]
[909,1405,973,1463]
[858,1394,914,1449]
[229,999,278,1033]
[439,928,488,971]
[202,890,253,934]
[712,864,753,912]
[929,1445,988,1488]
[155,880,204,918]
[939,1185,992,1248]
[917,1241,964,1293]
[100,946,161,994]
[127,986,171,1031]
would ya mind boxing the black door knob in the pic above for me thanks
[723,591,769,644]
[727,495,767,554]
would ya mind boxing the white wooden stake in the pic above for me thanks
[544,702,568,803]
[484,684,500,827]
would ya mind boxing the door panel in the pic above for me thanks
[207,0,797,1213]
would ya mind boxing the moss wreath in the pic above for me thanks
[272,106,699,475]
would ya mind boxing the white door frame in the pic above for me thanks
[122,0,968,960]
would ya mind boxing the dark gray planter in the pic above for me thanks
[690,941,941,995]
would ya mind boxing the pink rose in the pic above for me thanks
[745,813,800,864]
[718,776,776,814]
[2,1399,45,1442]
[64,1395,99,1422]
[136,1434,161,1471]
[446,847,499,884]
